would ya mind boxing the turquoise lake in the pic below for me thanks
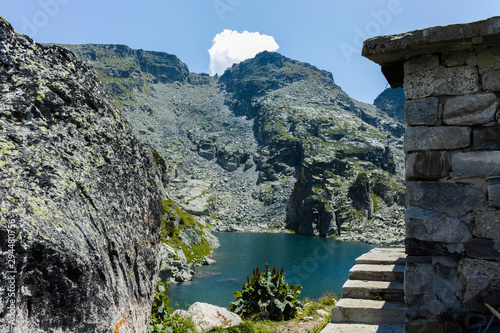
[168,232,377,309]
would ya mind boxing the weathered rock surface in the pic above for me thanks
[443,92,497,125]
[157,197,220,284]
[473,211,500,239]
[451,151,500,178]
[159,243,195,283]
[0,17,161,333]
[458,259,500,311]
[488,177,500,208]
[406,151,450,180]
[483,69,500,92]
[473,126,500,150]
[405,97,440,126]
[373,87,405,122]
[177,180,214,216]
[406,181,488,218]
[404,66,479,99]
[175,302,242,332]
[404,126,471,152]
[406,207,472,243]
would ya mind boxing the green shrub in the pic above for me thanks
[207,322,255,333]
[230,264,303,321]
[149,282,195,333]
[302,293,336,317]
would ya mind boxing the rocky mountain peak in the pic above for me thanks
[373,87,405,122]
[63,43,190,84]
[220,51,337,119]
[60,41,406,245]
[221,51,335,89]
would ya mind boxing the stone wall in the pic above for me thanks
[363,16,500,330]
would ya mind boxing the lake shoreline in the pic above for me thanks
[168,232,378,309]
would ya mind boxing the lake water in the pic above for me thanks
[168,232,377,309]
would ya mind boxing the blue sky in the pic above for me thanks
[2,1,499,103]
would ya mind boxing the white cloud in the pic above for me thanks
[208,30,279,76]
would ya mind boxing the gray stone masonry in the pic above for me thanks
[405,97,440,126]
[443,92,497,125]
[404,126,471,152]
[406,151,450,180]
[363,16,500,331]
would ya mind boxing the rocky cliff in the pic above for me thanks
[221,52,406,244]
[0,18,162,332]
[64,45,406,245]
[374,87,405,122]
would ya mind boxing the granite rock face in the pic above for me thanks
[374,87,405,122]
[0,17,162,333]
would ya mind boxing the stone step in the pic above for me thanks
[342,279,404,302]
[321,323,405,333]
[349,264,405,283]
[355,248,406,266]
[331,298,407,325]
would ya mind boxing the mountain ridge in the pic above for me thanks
[63,43,406,245]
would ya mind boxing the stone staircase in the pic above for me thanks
[321,248,407,333]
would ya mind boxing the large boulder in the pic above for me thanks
[175,302,242,332]
[0,17,162,332]
[177,180,214,216]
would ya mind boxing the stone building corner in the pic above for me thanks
[363,16,500,331]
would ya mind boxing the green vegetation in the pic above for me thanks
[370,192,380,212]
[160,197,214,264]
[148,275,334,333]
[207,321,279,333]
[302,293,336,316]
[230,264,303,321]
[207,293,335,333]
[149,282,195,333]
[152,147,168,171]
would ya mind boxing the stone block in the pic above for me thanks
[404,263,431,305]
[405,97,440,126]
[458,259,500,312]
[475,46,500,74]
[406,207,472,243]
[442,50,469,67]
[405,238,454,257]
[443,92,497,125]
[405,255,432,264]
[404,126,471,152]
[482,69,500,92]
[404,66,479,99]
[404,55,440,75]
[451,151,500,178]
[406,151,450,180]
[405,261,463,319]
[406,181,488,218]
[489,177,500,208]
[473,210,500,239]
[464,238,500,260]
[473,126,500,150]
